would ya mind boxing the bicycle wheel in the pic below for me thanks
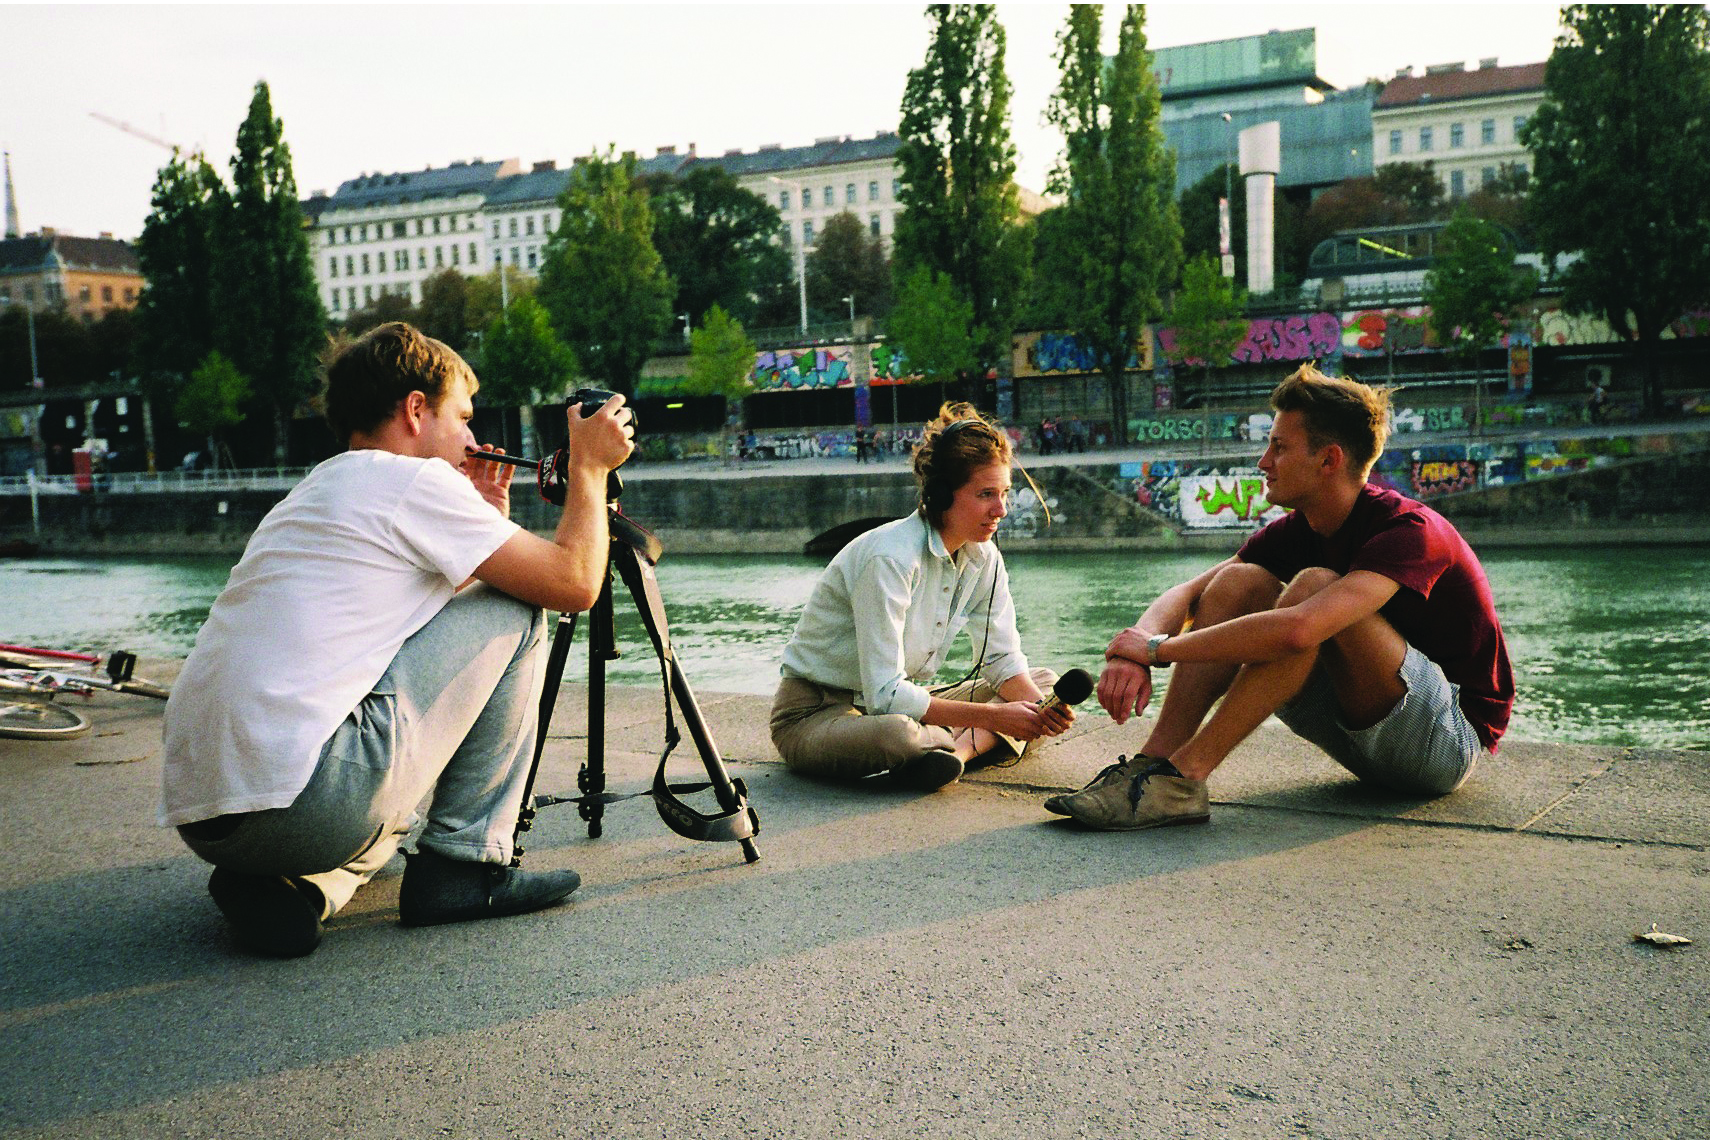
[0,699,92,740]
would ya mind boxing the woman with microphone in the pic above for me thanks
[769,403,1075,791]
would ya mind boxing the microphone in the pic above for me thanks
[1038,667,1093,714]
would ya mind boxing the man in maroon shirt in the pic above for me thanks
[1051,365,1514,830]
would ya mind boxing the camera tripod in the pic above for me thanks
[511,507,760,865]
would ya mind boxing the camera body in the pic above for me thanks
[537,388,632,506]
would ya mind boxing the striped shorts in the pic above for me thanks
[1274,645,1485,796]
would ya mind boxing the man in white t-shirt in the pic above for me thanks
[161,321,633,957]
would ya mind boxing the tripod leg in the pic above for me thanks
[579,572,618,840]
[666,659,761,864]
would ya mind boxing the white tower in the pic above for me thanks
[3,151,20,238]
[1238,122,1280,296]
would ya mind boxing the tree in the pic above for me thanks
[538,148,675,395]
[887,267,975,400]
[176,350,250,470]
[1043,4,1181,443]
[416,269,473,353]
[805,212,893,320]
[895,4,1029,373]
[214,81,326,462]
[465,265,536,337]
[1424,207,1538,427]
[1372,161,1448,220]
[685,302,759,414]
[341,292,416,335]
[641,166,791,328]
[134,152,227,395]
[478,295,579,456]
[1168,254,1250,380]
[1523,3,1710,416]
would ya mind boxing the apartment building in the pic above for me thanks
[1372,59,1547,200]
[0,230,143,319]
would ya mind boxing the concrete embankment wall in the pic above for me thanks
[4,442,1707,557]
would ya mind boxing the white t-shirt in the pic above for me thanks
[159,450,521,826]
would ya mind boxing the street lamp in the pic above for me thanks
[768,175,809,336]
[679,312,691,345]
[1220,112,1236,278]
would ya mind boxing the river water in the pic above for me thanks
[4,546,1706,750]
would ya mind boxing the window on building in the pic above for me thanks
[343,227,353,243]
[79,285,91,302]
[347,287,356,309]
[363,286,373,304]
[1482,166,1497,188]
[1419,126,1433,152]
[869,180,879,201]
[822,186,834,207]
[326,231,336,245]
[102,285,113,302]
[329,257,339,278]
[846,183,856,204]
[779,190,790,211]
[511,247,520,267]
[1481,118,1496,145]
[527,248,538,269]
[542,213,551,233]
[448,215,458,231]
[525,217,535,236]
[416,219,425,236]
[435,247,444,267]
[417,249,427,269]
[397,250,410,271]
[1449,122,1464,148]
[493,221,501,239]
[393,221,406,237]
[123,288,134,302]
[345,256,354,276]
[870,214,881,237]
[508,218,518,237]
[468,242,477,263]
[430,217,440,235]
[451,244,460,266]
[803,220,814,245]
[361,254,371,274]
[1388,129,1403,155]
[1449,169,1465,198]
[892,179,901,199]
[1513,115,1528,138]
[330,290,341,311]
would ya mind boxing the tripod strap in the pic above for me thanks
[614,536,759,846]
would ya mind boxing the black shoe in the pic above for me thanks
[207,868,324,958]
[398,847,581,927]
[889,748,964,792]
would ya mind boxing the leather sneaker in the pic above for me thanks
[1054,756,1211,831]
[1044,754,1151,815]
[398,847,581,927]
[208,868,325,958]
[889,747,964,792]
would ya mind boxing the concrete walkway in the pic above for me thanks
[2,663,1705,1139]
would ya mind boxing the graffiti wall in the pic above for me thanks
[1116,460,1285,530]
[1013,331,1152,378]
[1339,307,1437,357]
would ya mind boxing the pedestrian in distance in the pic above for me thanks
[1049,364,1513,830]
[161,322,634,957]
[770,403,1073,791]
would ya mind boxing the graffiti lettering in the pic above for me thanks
[751,347,853,392]
[1194,476,1271,520]
[1411,460,1477,498]
[1230,312,1341,364]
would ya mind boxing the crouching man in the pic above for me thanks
[1050,364,1513,830]
[161,322,632,956]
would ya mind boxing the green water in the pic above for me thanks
[3,547,1706,749]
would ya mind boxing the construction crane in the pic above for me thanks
[88,112,200,158]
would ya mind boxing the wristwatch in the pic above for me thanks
[1145,633,1172,667]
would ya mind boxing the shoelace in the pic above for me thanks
[1127,757,1180,807]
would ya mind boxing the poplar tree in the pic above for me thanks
[216,81,326,463]
[894,4,1028,376]
[1044,4,1181,443]
[1523,4,1710,416]
[538,149,675,395]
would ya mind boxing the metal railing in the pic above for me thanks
[0,468,313,496]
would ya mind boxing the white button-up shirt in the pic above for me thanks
[780,511,1028,720]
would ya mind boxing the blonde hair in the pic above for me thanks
[1270,364,1391,474]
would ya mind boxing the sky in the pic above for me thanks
[2,3,1571,241]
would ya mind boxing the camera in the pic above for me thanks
[537,388,634,506]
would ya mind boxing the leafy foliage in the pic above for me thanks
[1523,3,1710,413]
[176,350,250,452]
[640,166,790,328]
[1168,255,1250,374]
[538,149,675,395]
[1424,208,1537,360]
[887,266,975,392]
[478,295,578,408]
[1043,4,1180,442]
[895,4,1028,371]
[685,305,758,400]
[135,153,228,393]
[805,212,892,320]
